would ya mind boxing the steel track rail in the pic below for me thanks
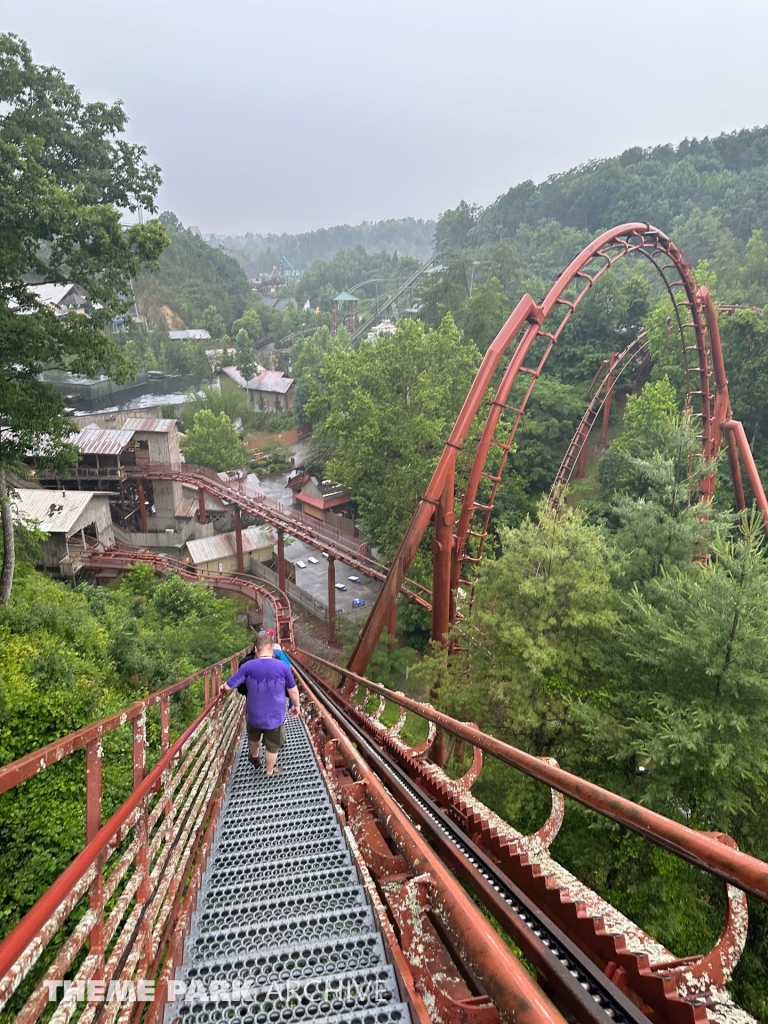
[292,659,652,1024]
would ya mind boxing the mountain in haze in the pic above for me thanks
[207,217,435,274]
[436,126,768,264]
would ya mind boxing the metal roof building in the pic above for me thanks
[72,424,135,456]
[185,526,275,573]
[13,488,114,574]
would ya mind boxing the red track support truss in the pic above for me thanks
[348,226,768,675]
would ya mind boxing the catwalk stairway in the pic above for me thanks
[165,715,412,1024]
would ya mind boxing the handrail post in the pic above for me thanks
[133,713,151,973]
[86,739,104,979]
[160,695,170,753]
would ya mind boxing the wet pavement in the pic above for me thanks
[256,470,381,620]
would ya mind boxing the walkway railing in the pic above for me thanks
[0,650,247,1024]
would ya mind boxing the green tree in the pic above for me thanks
[425,500,619,757]
[200,304,226,340]
[459,276,510,353]
[181,378,250,431]
[235,328,255,380]
[231,308,262,342]
[309,315,480,559]
[598,376,680,498]
[290,325,347,426]
[577,512,768,857]
[0,34,167,603]
[179,409,249,471]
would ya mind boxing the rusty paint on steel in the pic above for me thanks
[125,461,431,608]
[0,692,236,1002]
[300,677,568,1024]
[0,648,249,795]
[296,649,768,904]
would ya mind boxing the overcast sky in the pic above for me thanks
[5,0,768,236]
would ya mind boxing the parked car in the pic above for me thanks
[334,582,347,591]
[296,560,307,569]
[308,556,319,564]
[348,575,361,583]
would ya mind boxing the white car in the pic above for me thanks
[334,583,347,591]
[296,560,307,569]
[307,556,319,564]
[348,575,361,583]
[322,551,329,559]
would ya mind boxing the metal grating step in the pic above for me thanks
[175,934,388,986]
[210,825,347,860]
[216,803,336,832]
[166,717,411,1024]
[202,849,352,891]
[174,965,403,1024]
[194,886,369,934]
[202,866,361,910]
[184,906,379,963]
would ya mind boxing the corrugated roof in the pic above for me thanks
[176,490,227,518]
[74,424,135,455]
[13,488,107,535]
[296,490,350,511]
[222,366,294,395]
[168,329,211,340]
[121,418,177,433]
[185,526,274,565]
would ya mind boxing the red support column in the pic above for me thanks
[277,528,286,592]
[387,602,397,649]
[576,437,588,478]
[137,480,148,533]
[431,468,455,644]
[198,488,207,525]
[726,433,747,510]
[327,556,336,645]
[599,352,619,448]
[725,420,768,525]
[234,507,244,573]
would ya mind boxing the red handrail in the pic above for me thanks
[296,649,768,902]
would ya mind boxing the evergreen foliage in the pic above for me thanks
[0,564,248,938]
[179,409,250,471]
[133,213,251,332]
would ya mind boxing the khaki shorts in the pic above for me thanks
[246,721,286,754]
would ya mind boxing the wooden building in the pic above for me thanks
[13,488,114,575]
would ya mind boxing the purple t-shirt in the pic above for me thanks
[227,657,296,729]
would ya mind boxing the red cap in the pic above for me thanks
[265,628,275,638]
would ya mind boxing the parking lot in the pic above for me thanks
[285,536,381,619]
[256,471,380,620]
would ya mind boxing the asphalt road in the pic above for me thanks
[257,471,381,619]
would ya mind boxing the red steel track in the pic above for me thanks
[2,225,768,1024]
[348,225,768,673]
[126,463,433,610]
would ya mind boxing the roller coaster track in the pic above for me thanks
[2,225,768,1024]
[127,463,432,610]
[548,332,651,502]
[348,223,768,671]
[349,254,439,343]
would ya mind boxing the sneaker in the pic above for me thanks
[265,765,285,777]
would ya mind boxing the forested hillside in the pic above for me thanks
[437,127,768,256]
[209,217,434,273]
[133,212,251,330]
